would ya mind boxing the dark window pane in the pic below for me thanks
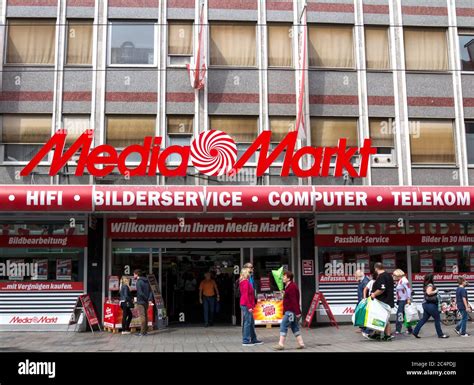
[460,34,474,71]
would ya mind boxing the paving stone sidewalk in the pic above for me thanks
[1,323,473,353]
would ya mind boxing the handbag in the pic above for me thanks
[424,287,438,303]
[126,300,135,309]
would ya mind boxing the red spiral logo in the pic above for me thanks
[190,130,238,176]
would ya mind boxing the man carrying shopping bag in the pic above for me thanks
[363,262,395,341]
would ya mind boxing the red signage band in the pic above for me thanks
[0,281,84,292]
[412,272,474,282]
[108,218,297,239]
[315,233,474,247]
[0,235,87,248]
[0,186,473,213]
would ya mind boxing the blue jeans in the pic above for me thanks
[413,302,444,337]
[280,311,301,337]
[203,296,216,325]
[456,309,468,335]
[241,305,258,343]
[396,300,413,333]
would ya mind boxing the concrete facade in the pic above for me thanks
[0,0,473,187]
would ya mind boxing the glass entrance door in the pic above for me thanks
[161,248,241,325]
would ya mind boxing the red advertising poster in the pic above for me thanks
[356,254,370,273]
[56,259,72,281]
[33,259,48,280]
[443,252,459,272]
[79,294,99,326]
[419,253,434,273]
[302,260,314,276]
[260,277,271,292]
[108,276,120,291]
[381,253,396,273]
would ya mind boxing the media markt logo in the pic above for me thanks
[9,316,59,324]
[20,129,376,178]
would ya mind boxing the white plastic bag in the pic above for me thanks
[404,303,420,323]
[364,298,391,332]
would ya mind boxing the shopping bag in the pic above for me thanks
[364,298,391,332]
[403,315,418,328]
[404,303,420,323]
[352,299,368,327]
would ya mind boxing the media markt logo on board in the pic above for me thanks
[9,316,59,324]
[21,129,376,178]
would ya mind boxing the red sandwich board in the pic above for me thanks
[79,294,101,332]
[304,292,338,329]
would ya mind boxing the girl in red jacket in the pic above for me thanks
[273,271,305,350]
[240,268,263,346]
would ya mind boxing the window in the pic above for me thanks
[210,23,256,66]
[308,25,354,68]
[167,116,194,163]
[6,19,56,64]
[404,28,448,71]
[269,118,294,162]
[459,31,474,71]
[268,24,292,67]
[410,120,455,164]
[465,121,474,165]
[66,20,93,65]
[310,118,358,147]
[106,116,155,162]
[209,116,258,160]
[369,118,395,166]
[61,115,91,146]
[365,27,390,70]
[168,22,193,66]
[369,119,395,154]
[2,115,52,162]
[109,22,155,65]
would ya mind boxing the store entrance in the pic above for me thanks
[162,248,240,325]
[111,240,293,326]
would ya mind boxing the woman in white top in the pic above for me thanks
[393,269,412,335]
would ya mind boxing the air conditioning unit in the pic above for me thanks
[372,154,394,167]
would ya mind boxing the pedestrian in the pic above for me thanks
[239,267,263,347]
[364,262,395,341]
[243,262,255,291]
[134,269,153,336]
[273,271,305,350]
[363,271,377,299]
[119,277,134,335]
[393,269,413,335]
[355,270,369,333]
[454,277,471,337]
[199,272,220,327]
[412,273,449,339]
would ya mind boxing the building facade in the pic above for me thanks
[0,0,474,329]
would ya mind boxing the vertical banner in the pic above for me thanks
[419,253,434,273]
[381,253,396,273]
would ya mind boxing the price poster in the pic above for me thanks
[56,259,72,280]
[444,252,459,272]
[420,253,434,273]
[356,254,370,273]
[381,253,396,273]
[33,259,49,280]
